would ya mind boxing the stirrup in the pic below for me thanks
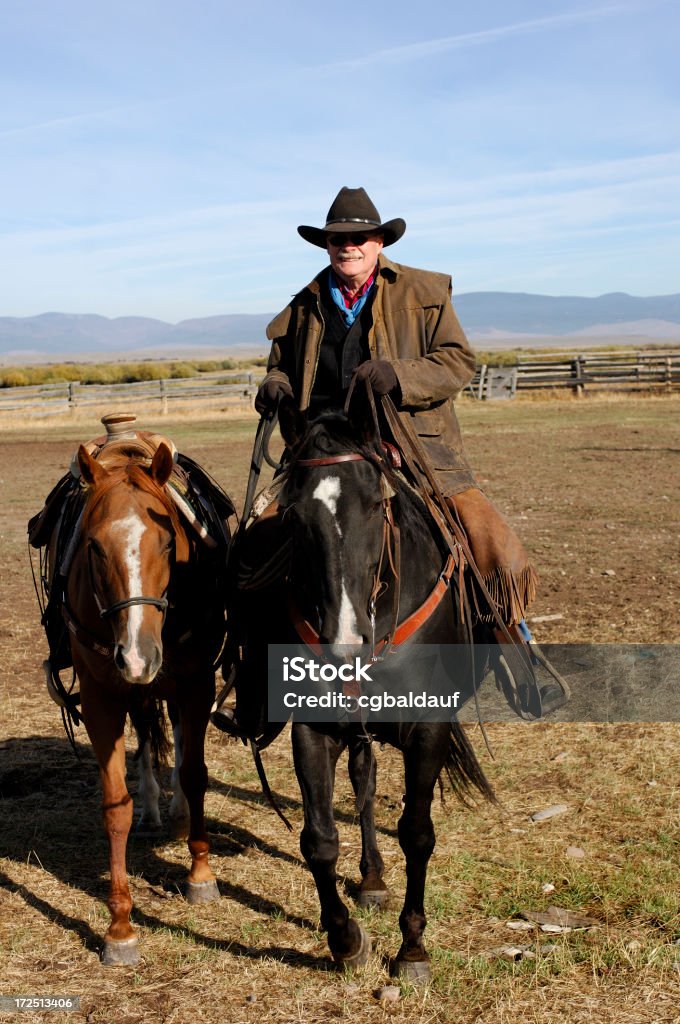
[210,705,286,753]
[494,653,542,721]
[529,641,571,715]
[209,706,248,744]
[43,659,82,724]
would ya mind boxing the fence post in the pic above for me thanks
[477,364,487,400]
[68,380,78,413]
[159,379,168,415]
[571,356,584,397]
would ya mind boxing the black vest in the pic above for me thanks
[310,276,374,417]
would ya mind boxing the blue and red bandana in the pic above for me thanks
[329,267,377,326]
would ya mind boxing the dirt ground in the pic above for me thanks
[0,396,678,1023]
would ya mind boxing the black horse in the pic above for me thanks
[236,397,494,981]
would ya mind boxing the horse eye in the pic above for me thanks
[89,539,107,560]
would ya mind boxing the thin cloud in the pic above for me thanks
[0,106,129,140]
[314,3,648,72]
[0,99,167,141]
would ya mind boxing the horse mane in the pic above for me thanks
[82,458,182,535]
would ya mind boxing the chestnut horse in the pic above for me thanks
[62,441,228,965]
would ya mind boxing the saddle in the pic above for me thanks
[30,413,235,551]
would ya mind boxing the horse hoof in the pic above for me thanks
[101,937,140,966]
[357,888,390,910]
[333,924,372,969]
[185,879,220,904]
[391,958,431,986]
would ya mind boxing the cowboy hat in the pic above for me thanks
[297,187,406,248]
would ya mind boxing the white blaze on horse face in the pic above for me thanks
[311,476,363,652]
[332,583,363,656]
[109,511,147,679]
[312,475,342,536]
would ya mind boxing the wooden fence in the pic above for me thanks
[0,373,258,417]
[1,351,679,415]
[471,350,680,399]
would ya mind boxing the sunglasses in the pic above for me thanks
[327,232,379,247]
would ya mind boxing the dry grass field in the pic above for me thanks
[1,396,678,1023]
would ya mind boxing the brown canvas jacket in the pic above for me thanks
[263,253,478,495]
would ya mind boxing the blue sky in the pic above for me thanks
[1,0,678,320]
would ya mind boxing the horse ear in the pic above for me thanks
[77,445,106,485]
[278,394,307,449]
[150,442,174,487]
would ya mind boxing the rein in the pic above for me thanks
[379,396,530,659]
[296,453,366,468]
[239,412,282,532]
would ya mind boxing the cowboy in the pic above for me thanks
[215,187,568,733]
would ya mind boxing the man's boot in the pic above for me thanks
[210,659,286,751]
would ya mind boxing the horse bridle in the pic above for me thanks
[289,444,402,661]
[59,547,169,663]
[87,541,169,621]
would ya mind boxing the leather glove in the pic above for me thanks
[351,360,399,397]
[255,377,293,415]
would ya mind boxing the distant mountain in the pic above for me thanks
[453,292,680,335]
[0,311,272,358]
[1,293,679,360]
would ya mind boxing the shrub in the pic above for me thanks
[0,370,30,388]
[168,362,199,379]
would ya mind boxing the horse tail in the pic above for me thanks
[129,694,171,768]
[444,722,495,805]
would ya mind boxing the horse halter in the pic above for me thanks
[87,541,169,621]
